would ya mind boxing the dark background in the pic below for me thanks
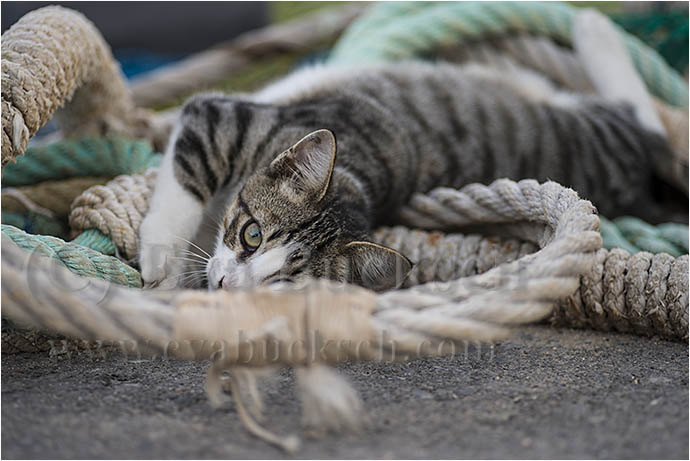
[1,2,269,77]
[1,1,269,52]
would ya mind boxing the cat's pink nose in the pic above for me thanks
[218,275,226,289]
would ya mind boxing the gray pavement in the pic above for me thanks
[2,325,687,459]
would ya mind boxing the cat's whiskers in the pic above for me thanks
[170,255,209,265]
[176,268,209,277]
[176,270,209,288]
[179,248,210,260]
[202,210,224,229]
[171,243,211,289]
[173,235,212,259]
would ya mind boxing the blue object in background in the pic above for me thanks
[113,50,187,79]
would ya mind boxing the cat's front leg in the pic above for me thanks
[141,94,242,288]
[139,148,205,289]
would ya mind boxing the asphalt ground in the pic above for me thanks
[2,325,687,459]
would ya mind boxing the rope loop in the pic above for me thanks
[69,169,158,260]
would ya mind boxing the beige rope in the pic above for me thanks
[377,227,688,341]
[551,249,688,340]
[68,169,157,260]
[7,178,602,357]
[391,184,687,341]
[374,226,538,286]
[66,169,688,341]
[0,6,154,170]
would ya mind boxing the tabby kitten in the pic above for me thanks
[139,11,679,291]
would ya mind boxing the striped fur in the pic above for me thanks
[141,60,680,291]
[173,63,669,219]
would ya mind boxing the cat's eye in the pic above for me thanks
[241,221,262,251]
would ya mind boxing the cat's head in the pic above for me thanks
[206,129,412,291]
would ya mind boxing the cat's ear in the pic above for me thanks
[269,129,336,201]
[344,241,413,291]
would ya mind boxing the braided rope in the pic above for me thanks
[600,216,688,257]
[394,187,688,341]
[2,137,161,187]
[377,228,688,341]
[64,170,688,340]
[1,225,141,287]
[329,1,689,108]
[70,229,117,256]
[552,249,688,340]
[373,227,538,286]
[0,6,156,170]
[3,177,602,352]
[375,230,688,342]
[69,169,158,260]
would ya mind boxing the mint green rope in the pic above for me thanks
[600,217,689,257]
[71,229,117,256]
[1,225,141,287]
[329,1,689,108]
[2,137,162,187]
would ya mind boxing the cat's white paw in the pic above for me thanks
[573,9,632,88]
[139,212,186,289]
[573,10,623,54]
[572,8,665,134]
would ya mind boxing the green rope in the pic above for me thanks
[1,225,141,287]
[600,217,689,257]
[2,137,162,188]
[71,229,117,256]
[1,137,152,283]
[329,1,689,108]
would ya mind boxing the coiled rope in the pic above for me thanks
[62,170,690,341]
[4,177,604,356]
[0,6,156,170]
[68,168,158,261]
